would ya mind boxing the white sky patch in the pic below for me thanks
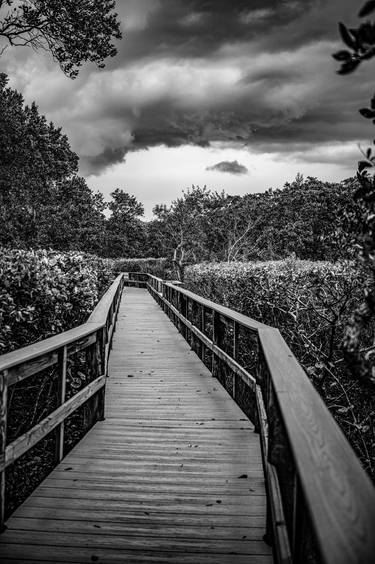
[86,144,356,220]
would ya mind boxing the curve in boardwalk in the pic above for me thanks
[0,287,272,564]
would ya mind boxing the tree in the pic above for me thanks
[37,176,107,253]
[151,186,221,280]
[0,0,121,78]
[105,189,146,258]
[0,73,79,247]
[333,1,375,388]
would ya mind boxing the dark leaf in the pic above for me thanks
[359,107,375,118]
[338,22,357,49]
[337,59,360,74]
[359,0,375,17]
[332,50,352,61]
[358,160,372,172]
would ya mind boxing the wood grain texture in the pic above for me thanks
[1,324,102,383]
[259,327,375,564]
[1,287,272,564]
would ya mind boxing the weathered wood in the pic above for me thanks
[7,351,58,386]
[151,287,256,390]
[55,346,67,464]
[87,274,124,325]
[0,287,271,563]
[5,375,105,468]
[259,327,375,564]
[256,385,291,564]
[0,371,7,532]
[163,281,267,332]
[1,323,102,385]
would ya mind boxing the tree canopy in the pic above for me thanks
[0,0,121,77]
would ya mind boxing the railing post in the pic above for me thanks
[212,310,222,379]
[233,321,239,400]
[55,346,67,464]
[97,328,106,421]
[0,370,7,532]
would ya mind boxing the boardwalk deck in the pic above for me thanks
[0,287,272,564]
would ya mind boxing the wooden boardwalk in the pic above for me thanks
[0,287,272,564]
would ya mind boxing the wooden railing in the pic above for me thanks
[0,274,124,530]
[143,273,375,564]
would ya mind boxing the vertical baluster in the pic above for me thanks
[212,310,221,379]
[96,328,106,422]
[233,321,239,400]
[55,346,67,464]
[0,370,8,531]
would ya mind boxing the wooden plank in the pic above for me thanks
[152,289,256,390]
[162,282,267,332]
[1,323,102,382]
[259,327,375,564]
[7,351,58,386]
[1,287,271,563]
[55,346,68,463]
[5,375,105,467]
[87,274,124,324]
[0,370,7,531]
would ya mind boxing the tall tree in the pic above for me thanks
[151,186,221,280]
[0,73,79,247]
[0,0,121,78]
[105,189,146,258]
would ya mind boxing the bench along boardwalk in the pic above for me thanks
[0,274,374,563]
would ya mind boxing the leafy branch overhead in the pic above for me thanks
[0,0,122,78]
[333,0,375,388]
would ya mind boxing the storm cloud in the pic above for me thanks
[206,160,248,175]
[2,0,373,175]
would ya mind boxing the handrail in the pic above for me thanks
[143,273,375,564]
[0,274,124,530]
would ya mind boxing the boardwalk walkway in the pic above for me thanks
[0,287,272,564]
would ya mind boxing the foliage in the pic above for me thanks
[149,178,357,273]
[334,2,375,388]
[0,248,115,354]
[104,189,146,258]
[185,259,375,479]
[0,0,121,78]
[0,74,108,251]
[150,185,224,280]
[113,257,171,278]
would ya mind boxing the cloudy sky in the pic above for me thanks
[2,0,374,217]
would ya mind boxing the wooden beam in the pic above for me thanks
[259,327,375,564]
[1,324,102,382]
[0,370,7,532]
[5,375,106,468]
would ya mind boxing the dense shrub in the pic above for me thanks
[185,259,375,480]
[1,248,116,517]
[0,249,116,354]
[113,257,172,278]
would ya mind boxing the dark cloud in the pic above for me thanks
[2,0,373,175]
[206,160,248,175]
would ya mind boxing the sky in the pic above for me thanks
[1,0,374,218]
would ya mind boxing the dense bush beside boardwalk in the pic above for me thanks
[185,259,375,480]
[0,249,116,354]
[1,248,116,517]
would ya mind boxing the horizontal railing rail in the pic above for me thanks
[143,272,375,564]
[0,274,124,530]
